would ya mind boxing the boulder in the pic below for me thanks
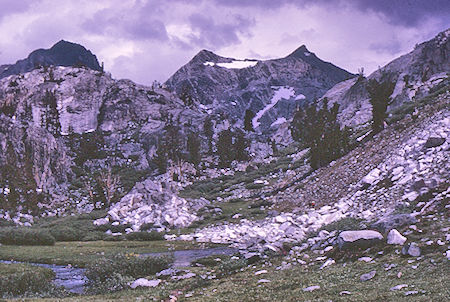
[337,230,383,250]
[424,137,445,148]
[402,243,421,257]
[130,278,161,289]
[303,285,320,292]
[360,270,376,281]
[387,229,407,245]
[371,213,417,233]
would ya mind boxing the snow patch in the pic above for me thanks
[270,117,287,128]
[252,86,296,129]
[295,94,306,100]
[204,60,258,69]
[304,52,311,56]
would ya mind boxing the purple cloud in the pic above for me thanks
[82,6,168,42]
[0,0,36,21]
[211,0,450,27]
[188,13,254,48]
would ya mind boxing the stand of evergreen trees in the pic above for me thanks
[291,98,351,169]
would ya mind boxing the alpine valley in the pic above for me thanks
[0,29,448,301]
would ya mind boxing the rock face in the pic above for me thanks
[323,29,450,126]
[0,64,206,218]
[165,45,354,134]
[0,40,102,80]
[337,230,383,250]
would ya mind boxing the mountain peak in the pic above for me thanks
[287,45,313,58]
[192,49,223,63]
[0,40,102,80]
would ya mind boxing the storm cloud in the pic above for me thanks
[0,0,448,85]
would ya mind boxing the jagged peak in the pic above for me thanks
[287,45,314,59]
[191,49,223,63]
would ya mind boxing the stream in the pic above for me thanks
[0,247,238,294]
[0,260,87,294]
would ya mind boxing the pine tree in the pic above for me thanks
[367,75,395,134]
[179,84,194,107]
[203,117,214,154]
[291,98,351,169]
[217,129,234,167]
[154,139,168,174]
[187,132,201,168]
[165,123,183,163]
[41,90,61,135]
[234,130,249,161]
[243,109,255,132]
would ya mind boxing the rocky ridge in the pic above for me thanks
[325,29,450,127]
[165,45,354,134]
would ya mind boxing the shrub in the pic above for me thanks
[86,272,133,294]
[85,254,172,284]
[0,228,55,246]
[217,258,248,276]
[82,231,106,241]
[0,219,15,227]
[49,226,84,241]
[96,222,131,233]
[245,183,265,190]
[320,217,363,232]
[125,231,164,241]
[0,263,55,296]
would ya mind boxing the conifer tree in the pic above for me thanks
[41,90,61,136]
[203,117,214,154]
[243,109,255,132]
[187,132,201,168]
[217,129,234,167]
[154,139,168,174]
[234,129,249,161]
[367,76,395,134]
[291,98,351,169]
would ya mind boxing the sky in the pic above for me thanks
[0,0,448,85]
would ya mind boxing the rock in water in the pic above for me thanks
[402,243,421,257]
[424,137,446,148]
[360,270,376,281]
[337,230,383,250]
[130,278,161,289]
[387,229,407,245]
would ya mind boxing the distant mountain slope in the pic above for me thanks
[165,45,354,133]
[0,40,102,80]
[323,28,450,126]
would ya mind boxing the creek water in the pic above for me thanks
[0,260,87,294]
[1,246,238,294]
